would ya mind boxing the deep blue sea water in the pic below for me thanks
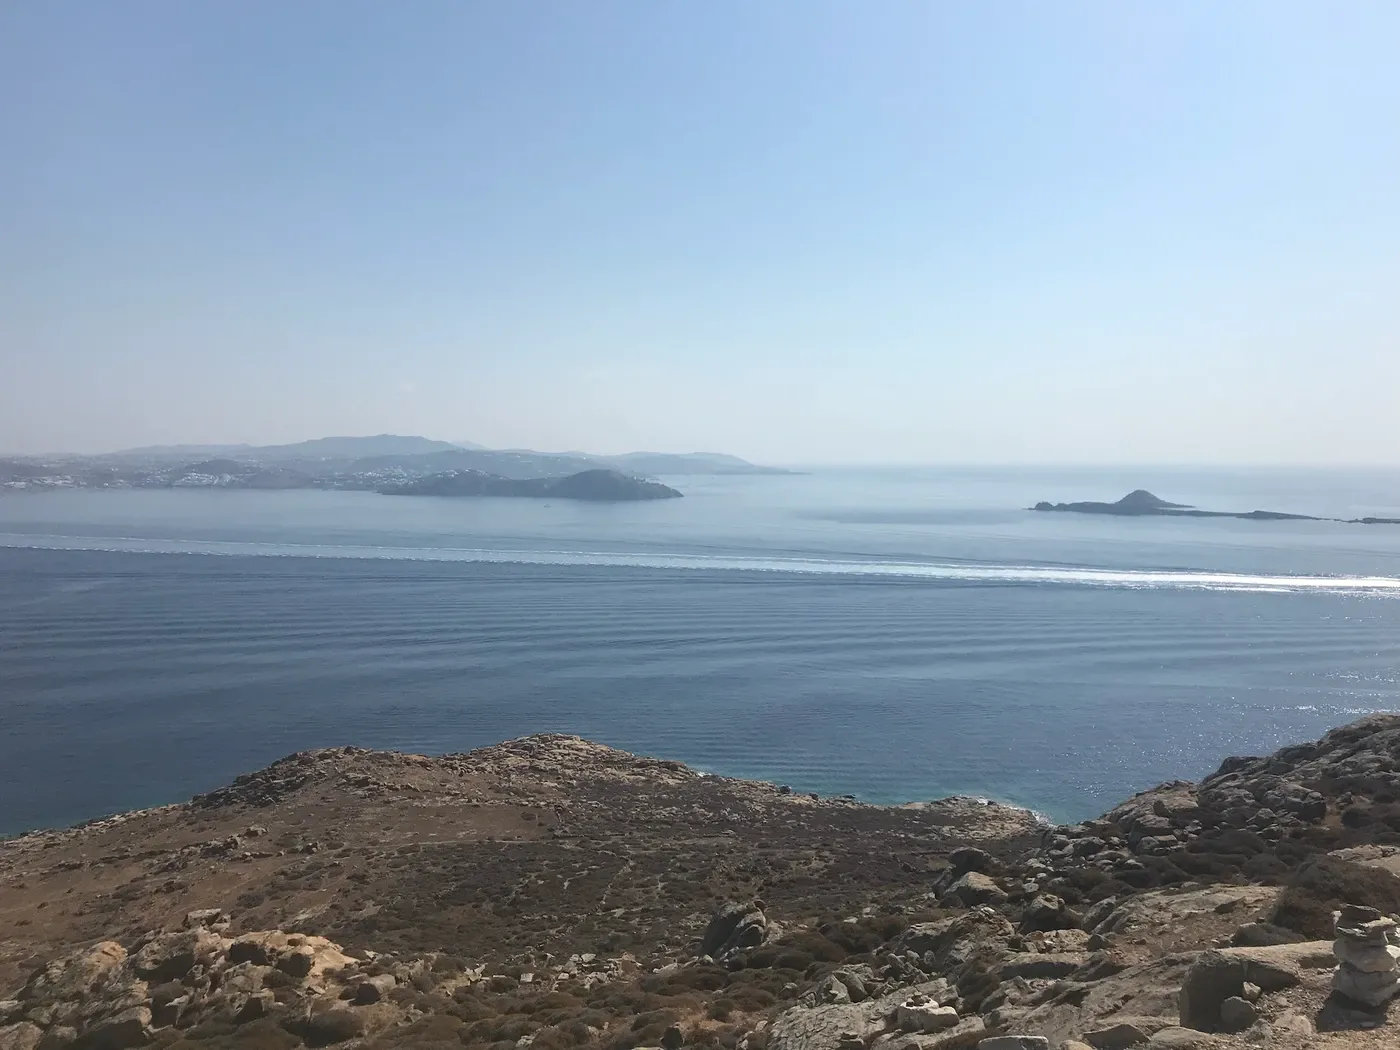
[4,466,1400,835]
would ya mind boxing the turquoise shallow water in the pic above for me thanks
[3,466,1400,834]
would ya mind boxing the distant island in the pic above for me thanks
[380,468,682,502]
[0,435,797,494]
[1033,489,1400,525]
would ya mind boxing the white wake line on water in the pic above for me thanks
[3,532,1400,595]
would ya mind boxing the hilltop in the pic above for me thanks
[4,718,1400,1049]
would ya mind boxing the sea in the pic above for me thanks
[3,466,1400,837]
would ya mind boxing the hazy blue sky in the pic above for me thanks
[3,2,1398,462]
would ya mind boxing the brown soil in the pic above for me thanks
[0,736,1039,995]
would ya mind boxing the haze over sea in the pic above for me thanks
[4,465,1400,836]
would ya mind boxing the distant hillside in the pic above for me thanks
[600,452,798,475]
[347,448,600,480]
[35,437,795,489]
[381,468,682,502]
[252,435,463,461]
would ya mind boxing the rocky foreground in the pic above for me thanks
[4,719,1400,1050]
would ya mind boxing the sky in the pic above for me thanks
[3,2,1399,464]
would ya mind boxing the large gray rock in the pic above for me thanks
[699,901,769,961]
[994,954,1087,981]
[1177,942,1333,1031]
[1082,1022,1151,1049]
[0,1024,42,1050]
[77,1006,152,1050]
[1216,996,1256,1033]
[952,873,1007,907]
[1331,964,1400,1007]
[1333,939,1400,972]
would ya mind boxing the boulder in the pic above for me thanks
[129,930,223,983]
[1331,964,1399,1007]
[977,1038,1049,1050]
[951,873,1007,907]
[181,909,227,930]
[234,992,275,1024]
[1082,1022,1150,1049]
[75,1006,151,1050]
[994,955,1087,981]
[351,975,396,1005]
[699,901,769,961]
[1216,997,1256,1033]
[895,995,959,1033]
[20,943,127,1007]
[1020,896,1074,933]
[1228,922,1300,948]
[276,948,315,979]
[1333,940,1400,972]
[1144,1030,1227,1049]
[0,1024,42,1050]
[1177,943,1332,1031]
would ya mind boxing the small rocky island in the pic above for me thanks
[1034,490,1399,525]
[380,468,683,502]
[5,717,1400,1049]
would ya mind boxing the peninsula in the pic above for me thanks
[1034,489,1398,524]
[379,467,683,501]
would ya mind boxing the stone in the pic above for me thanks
[699,901,769,961]
[80,1007,151,1050]
[1333,939,1400,972]
[977,1039,1049,1050]
[910,1018,986,1049]
[234,992,275,1023]
[949,847,994,874]
[1217,996,1256,1033]
[298,1003,367,1045]
[351,975,396,1005]
[276,948,315,978]
[1144,1030,1227,1049]
[182,909,227,929]
[226,938,272,966]
[995,955,1086,981]
[1228,922,1301,947]
[818,975,853,1005]
[894,997,959,1033]
[1021,895,1072,933]
[1334,904,1395,944]
[1331,964,1400,1007]
[0,1007,23,1027]
[1177,944,1334,1032]
[832,967,871,1003]
[37,1026,77,1050]
[20,943,127,1006]
[1082,1023,1150,1049]
[130,930,221,983]
[952,872,1007,907]
[0,1024,42,1050]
